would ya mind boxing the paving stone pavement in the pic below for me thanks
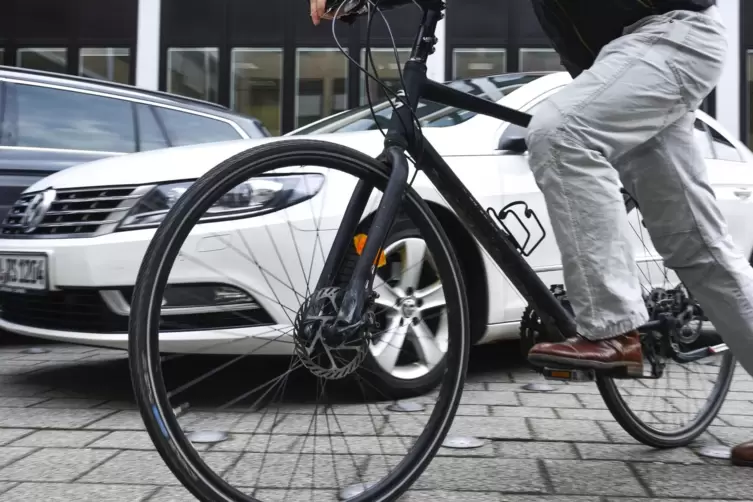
[0,338,748,501]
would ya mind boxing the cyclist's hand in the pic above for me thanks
[310,0,331,25]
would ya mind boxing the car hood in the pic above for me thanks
[26,128,466,191]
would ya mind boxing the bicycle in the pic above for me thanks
[129,1,735,500]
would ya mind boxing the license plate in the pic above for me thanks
[0,254,48,291]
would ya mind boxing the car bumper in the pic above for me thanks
[0,202,337,354]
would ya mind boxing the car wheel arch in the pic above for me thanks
[423,202,489,345]
[354,200,488,345]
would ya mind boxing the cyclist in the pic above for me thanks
[309,0,753,467]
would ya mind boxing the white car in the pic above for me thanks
[0,71,751,394]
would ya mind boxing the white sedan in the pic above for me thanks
[0,71,751,394]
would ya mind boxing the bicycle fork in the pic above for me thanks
[314,146,410,328]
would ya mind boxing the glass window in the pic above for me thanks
[291,73,544,136]
[17,48,67,74]
[231,48,283,136]
[136,105,170,152]
[708,123,742,162]
[154,107,241,146]
[360,48,412,105]
[166,48,219,103]
[519,48,566,72]
[452,49,507,79]
[296,49,349,128]
[7,83,135,152]
[693,119,714,159]
[79,48,131,84]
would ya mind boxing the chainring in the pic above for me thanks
[519,284,573,359]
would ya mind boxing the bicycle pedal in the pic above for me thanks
[543,367,595,382]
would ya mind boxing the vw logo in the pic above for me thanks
[21,188,56,233]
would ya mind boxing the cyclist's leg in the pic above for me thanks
[621,111,753,467]
[618,113,753,378]
[526,7,726,369]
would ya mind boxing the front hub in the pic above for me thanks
[293,286,372,380]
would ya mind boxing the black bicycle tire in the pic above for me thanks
[595,205,735,449]
[128,138,471,502]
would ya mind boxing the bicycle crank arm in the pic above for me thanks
[542,365,664,381]
[672,343,729,363]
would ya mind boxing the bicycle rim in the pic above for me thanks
[128,139,470,501]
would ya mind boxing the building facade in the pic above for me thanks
[0,0,744,137]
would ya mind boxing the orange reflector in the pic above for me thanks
[353,234,387,268]
[549,370,571,379]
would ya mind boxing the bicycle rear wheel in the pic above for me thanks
[596,196,735,448]
[128,139,470,501]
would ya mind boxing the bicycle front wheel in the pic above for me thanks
[128,139,471,501]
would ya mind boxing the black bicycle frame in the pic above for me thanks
[318,1,581,336]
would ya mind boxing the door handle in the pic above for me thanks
[734,188,752,200]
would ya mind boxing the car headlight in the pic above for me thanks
[118,174,324,230]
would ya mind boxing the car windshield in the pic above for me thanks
[288,72,547,136]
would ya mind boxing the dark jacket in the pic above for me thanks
[530,0,716,77]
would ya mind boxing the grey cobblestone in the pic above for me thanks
[0,448,117,482]
[11,430,108,448]
[398,491,502,501]
[412,457,546,492]
[572,394,609,409]
[84,411,146,430]
[147,486,196,502]
[0,429,34,446]
[718,413,753,427]
[0,408,113,429]
[497,497,599,502]
[555,408,615,421]
[529,418,609,442]
[0,341,746,501]
[89,431,164,450]
[495,441,578,460]
[0,397,49,407]
[82,450,240,485]
[460,391,519,406]
[632,463,753,499]
[606,499,753,502]
[574,443,703,464]
[518,392,581,409]
[491,406,557,419]
[0,482,156,501]
[32,398,107,409]
[0,447,36,469]
[543,460,647,496]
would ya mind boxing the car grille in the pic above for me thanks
[0,185,151,238]
[0,289,275,334]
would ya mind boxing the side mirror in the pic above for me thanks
[497,136,528,154]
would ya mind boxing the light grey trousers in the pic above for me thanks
[526,6,753,377]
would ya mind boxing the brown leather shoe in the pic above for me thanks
[732,442,753,467]
[528,330,643,376]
